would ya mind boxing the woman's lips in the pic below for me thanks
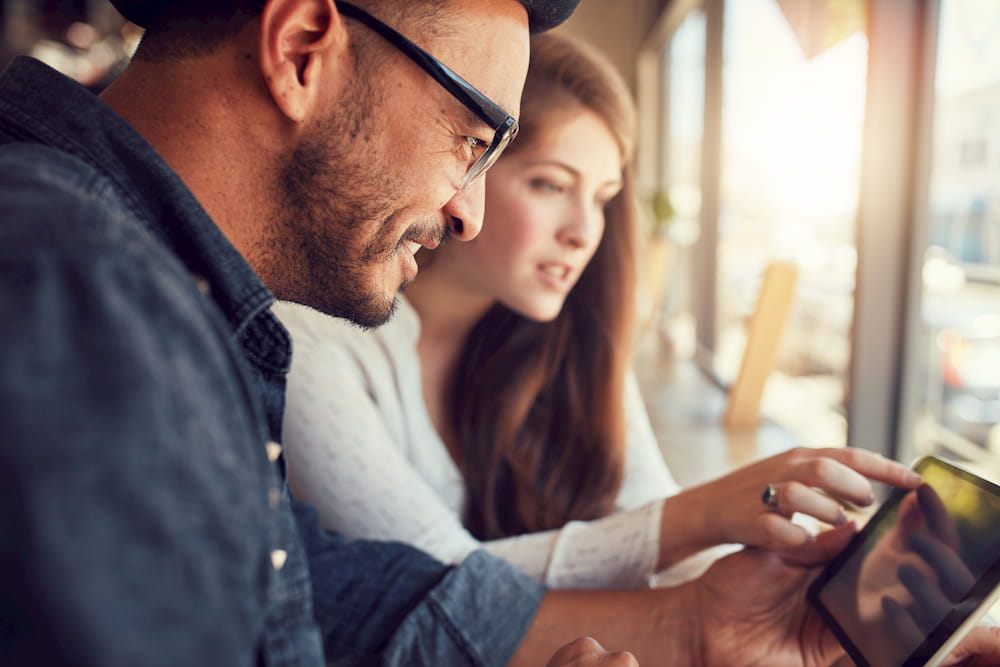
[537,262,574,290]
[539,263,571,280]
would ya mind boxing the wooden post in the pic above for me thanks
[723,261,798,427]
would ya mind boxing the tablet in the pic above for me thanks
[807,455,1000,667]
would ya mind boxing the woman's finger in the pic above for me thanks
[822,448,923,490]
[778,519,858,566]
[777,481,849,526]
[780,449,922,507]
[785,457,875,507]
[758,511,812,547]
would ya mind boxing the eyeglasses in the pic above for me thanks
[337,2,518,187]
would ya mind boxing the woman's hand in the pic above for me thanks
[658,447,922,569]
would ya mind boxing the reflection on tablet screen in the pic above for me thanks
[814,458,1000,667]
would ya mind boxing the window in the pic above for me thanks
[652,9,706,345]
[907,0,1000,473]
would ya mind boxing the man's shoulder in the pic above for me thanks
[0,141,110,198]
[0,141,206,325]
[0,141,149,255]
[0,142,249,422]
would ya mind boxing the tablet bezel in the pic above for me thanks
[806,455,1000,667]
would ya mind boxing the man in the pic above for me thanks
[0,3,545,664]
[0,1,996,666]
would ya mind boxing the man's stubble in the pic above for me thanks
[262,69,403,329]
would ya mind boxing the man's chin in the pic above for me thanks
[294,289,397,330]
[340,296,398,330]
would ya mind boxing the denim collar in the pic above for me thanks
[0,56,289,375]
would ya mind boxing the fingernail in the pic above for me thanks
[905,471,922,485]
[836,511,848,525]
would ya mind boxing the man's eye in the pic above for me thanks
[465,136,487,157]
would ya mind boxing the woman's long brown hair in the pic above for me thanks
[449,33,639,540]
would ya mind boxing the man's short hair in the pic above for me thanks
[131,1,464,63]
[132,0,263,61]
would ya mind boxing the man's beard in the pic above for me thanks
[263,85,404,329]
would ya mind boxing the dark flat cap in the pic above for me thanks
[109,0,580,34]
[519,0,581,33]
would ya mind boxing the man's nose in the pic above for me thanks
[441,177,486,241]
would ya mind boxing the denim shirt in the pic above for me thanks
[0,57,543,667]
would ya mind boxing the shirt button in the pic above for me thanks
[193,275,211,295]
[265,441,282,462]
[268,487,282,508]
[271,549,288,571]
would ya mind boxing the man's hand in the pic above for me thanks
[689,483,1000,667]
[691,522,858,667]
[545,637,639,667]
[941,623,1000,666]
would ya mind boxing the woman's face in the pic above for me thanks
[448,108,624,322]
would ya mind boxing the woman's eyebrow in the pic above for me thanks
[521,158,578,175]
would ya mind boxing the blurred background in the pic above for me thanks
[565,0,1000,484]
[4,0,998,481]
[1,0,139,89]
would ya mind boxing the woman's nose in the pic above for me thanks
[558,199,603,249]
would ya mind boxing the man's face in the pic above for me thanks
[268,0,530,328]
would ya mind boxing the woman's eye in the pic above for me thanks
[529,178,564,194]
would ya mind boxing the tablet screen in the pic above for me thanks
[808,456,1000,667]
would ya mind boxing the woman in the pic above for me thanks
[274,33,921,588]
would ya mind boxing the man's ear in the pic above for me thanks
[259,0,346,122]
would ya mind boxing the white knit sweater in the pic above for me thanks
[275,297,682,588]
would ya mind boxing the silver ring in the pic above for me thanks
[762,484,779,509]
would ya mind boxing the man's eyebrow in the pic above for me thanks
[456,105,497,136]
